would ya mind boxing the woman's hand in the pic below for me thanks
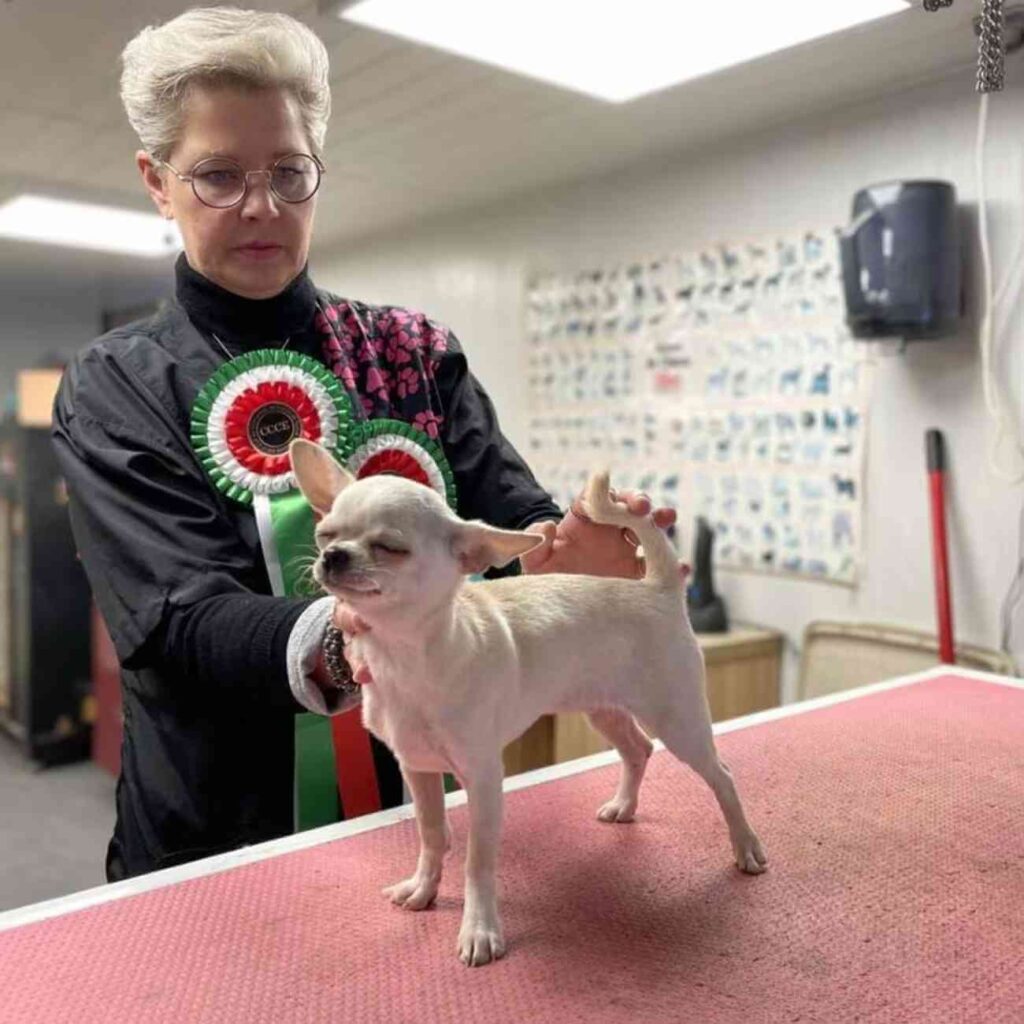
[520,489,682,579]
[332,601,373,684]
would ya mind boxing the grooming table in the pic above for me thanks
[1,667,1021,1023]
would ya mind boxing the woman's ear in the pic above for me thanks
[136,150,175,220]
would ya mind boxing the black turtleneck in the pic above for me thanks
[174,253,320,354]
[152,259,328,723]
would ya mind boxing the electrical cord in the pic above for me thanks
[1000,492,1024,659]
[976,88,1024,665]
[920,3,1023,664]
[974,91,1024,483]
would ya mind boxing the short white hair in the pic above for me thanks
[120,6,331,160]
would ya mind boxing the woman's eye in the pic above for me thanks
[199,170,240,186]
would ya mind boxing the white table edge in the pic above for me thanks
[1,663,1018,935]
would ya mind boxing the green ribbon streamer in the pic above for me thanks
[267,490,342,832]
[270,490,319,598]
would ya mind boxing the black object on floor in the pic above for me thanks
[686,516,728,634]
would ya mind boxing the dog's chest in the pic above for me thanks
[362,682,456,774]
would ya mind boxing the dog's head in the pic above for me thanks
[290,439,543,615]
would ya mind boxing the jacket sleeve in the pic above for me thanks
[51,340,313,707]
[434,333,562,531]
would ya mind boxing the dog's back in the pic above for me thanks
[455,570,704,746]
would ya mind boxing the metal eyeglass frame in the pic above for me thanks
[157,153,326,208]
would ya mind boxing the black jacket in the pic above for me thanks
[52,257,560,880]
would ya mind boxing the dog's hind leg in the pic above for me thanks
[586,708,654,823]
[651,716,767,874]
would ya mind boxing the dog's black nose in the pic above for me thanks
[322,547,351,575]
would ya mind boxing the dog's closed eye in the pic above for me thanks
[370,539,409,557]
[315,527,337,548]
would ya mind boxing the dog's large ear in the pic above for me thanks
[289,439,355,515]
[450,522,545,575]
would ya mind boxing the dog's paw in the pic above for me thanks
[734,832,768,875]
[457,919,506,967]
[382,875,439,910]
[596,797,637,823]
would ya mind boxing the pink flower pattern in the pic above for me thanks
[412,410,442,439]
[396,366,420,399]
[317,300,451,437]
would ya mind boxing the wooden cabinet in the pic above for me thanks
[503,625,783,774]
[697,626,783,723]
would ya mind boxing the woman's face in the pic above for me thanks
[139,84,318,299]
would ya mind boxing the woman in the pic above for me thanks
[52,7,675,882]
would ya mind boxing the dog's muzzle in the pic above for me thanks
[322,547,352,577]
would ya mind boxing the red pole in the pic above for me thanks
[926,429,955,664]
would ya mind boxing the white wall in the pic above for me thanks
[312,66,1024,697]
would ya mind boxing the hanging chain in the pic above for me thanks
[976,0,1007,91]
[921,0,1008,93]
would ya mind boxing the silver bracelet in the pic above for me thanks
[322,624,359,697]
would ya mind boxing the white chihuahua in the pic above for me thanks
[290,439,767,967]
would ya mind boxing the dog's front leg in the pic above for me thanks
[458,759,505,966]
[382,770,449,910]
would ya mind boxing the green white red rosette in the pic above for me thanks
[190,349,352,506]
[346,418,457,510]
[190,353,455,510]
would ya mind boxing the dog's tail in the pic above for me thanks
[580,471,683,590]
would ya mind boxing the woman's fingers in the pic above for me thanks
[519,520,558,573]
[332,602,374,684]
[611,488,676,528]
[333,603,369,636]
[652,507,676,529]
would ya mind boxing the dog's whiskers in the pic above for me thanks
[285,550,323,596]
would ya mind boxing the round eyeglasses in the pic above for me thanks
[159,153,324,208]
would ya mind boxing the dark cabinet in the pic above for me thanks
[0,418,93,764]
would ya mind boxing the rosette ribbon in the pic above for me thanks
[191,350,381,830]
[345,418,457,509]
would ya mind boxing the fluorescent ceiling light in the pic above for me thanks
[341,0,911,103]
[0,194,181,257]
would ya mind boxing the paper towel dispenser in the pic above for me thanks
[839,180,961,340]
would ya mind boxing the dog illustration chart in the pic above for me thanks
[525,228,871,584]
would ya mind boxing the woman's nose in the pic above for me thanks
[239,172,280,218]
